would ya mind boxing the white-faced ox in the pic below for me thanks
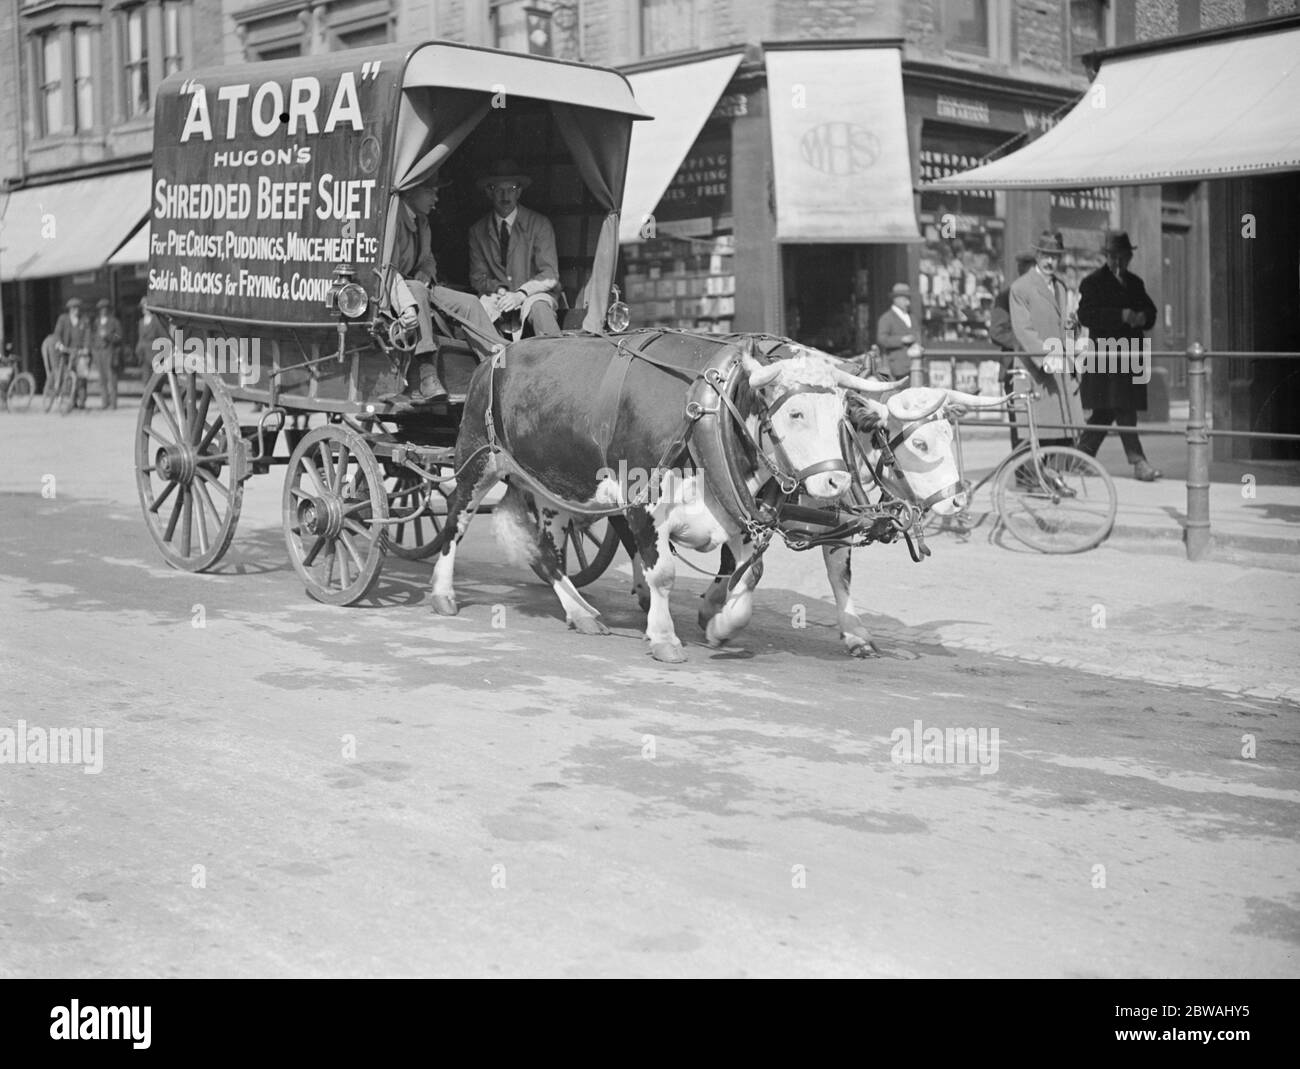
[425,334,870,662]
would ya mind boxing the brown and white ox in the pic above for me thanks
[619,382,1006,658]
[425,334,878,663]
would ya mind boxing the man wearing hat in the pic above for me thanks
[1077,230,1161,481]
[387,173,506,405]
[53,297,90,410]
[875,282,918,379]
[136,297,169,374]
[468,159,561,338]
[89,297,123,410]
[989,251,1037,448]
[1010,230,1084,452]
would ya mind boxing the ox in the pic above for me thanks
[424,333,880,662]
[616,382,1007,658]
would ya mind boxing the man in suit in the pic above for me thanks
[387,174,505,405]
[875,282,917,380]
[1077,230,1161,481]
[989,251,1036,449]
[468,160,561,338]
[1009,230,1084,451]
[53,297,91,409]
[89,298,122,410]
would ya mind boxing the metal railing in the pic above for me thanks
[903,344,1300,561]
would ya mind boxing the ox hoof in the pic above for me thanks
[648,642,687,664]
[847,639,918,660]
[568,615,610,636]
[430,595,459,617]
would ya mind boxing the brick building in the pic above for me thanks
[0,0,226,376]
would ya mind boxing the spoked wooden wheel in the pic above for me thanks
[559,516,622,587]
[381,467,446,560]
[5,372,36,411]
[135,370,245,571]
[283,425,388,605]
[993,446,1117,553]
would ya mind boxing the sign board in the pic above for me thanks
[148,57,397,323]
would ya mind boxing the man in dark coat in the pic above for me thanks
[136,298,170,373]
[875,282,917,380]
[89,298,122,409]
[1076,231,1161,480]
[989,251,1036,448]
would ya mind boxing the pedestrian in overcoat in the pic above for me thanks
[90,298,122,409]
[1009,231,1083,448]
[1076,230,1161,480]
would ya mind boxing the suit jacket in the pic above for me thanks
[54,312,89,354]
[90,314,123,357]
[1009,268,1083,435]
[988,287,1018,361]
[875,306,916,378]
[1077,265,1157,411]
[388,199,439,312]
[468,205,559,301]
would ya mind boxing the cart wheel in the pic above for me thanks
[6,372,35,411]
[283,424,388,605]
[993,446,1116,553]
[135,370,245,571]
[558,516,622,587]
[381,467,446,560]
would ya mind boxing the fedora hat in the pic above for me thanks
[65,297,83,310]
[1032,230,1066,255]
[96,297,111,310]
[1102,230,1136,255]
[477,159,532,191]
[890,282,912,298]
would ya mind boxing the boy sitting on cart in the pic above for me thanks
[386,173,505,406]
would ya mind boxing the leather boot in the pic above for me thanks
[1133,459,1161,482]
[410,359,448,404]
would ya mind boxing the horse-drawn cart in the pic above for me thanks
[135,42,646,603]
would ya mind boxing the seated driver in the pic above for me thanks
[387,173,505,405]
[468,159,561,337]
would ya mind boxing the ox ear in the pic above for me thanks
[944,388,1013,409]
[832,368,901,394]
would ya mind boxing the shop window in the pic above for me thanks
[37,30,63,136]
[641,0,699,57]
[944,0,990,57]
[1068,0,1106,75]
[124,5,149,118]
[73,26,94,131]
[163,2,185,76]
[334,23,391,49]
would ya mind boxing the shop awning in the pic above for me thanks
[618,53,743,243]
[765,47,920,243]
[0,170,152,281]
[927,26,1300,189]
[109,221,150,265]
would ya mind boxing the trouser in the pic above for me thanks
[405,280,505,361]
[525,299,560,336]
[1077,407,1146,462]
[92,349,117,408]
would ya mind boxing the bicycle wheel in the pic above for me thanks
[58,369,78,415]
[994,446,1116,553]
[43,369,61,412]
[6,372,36,411]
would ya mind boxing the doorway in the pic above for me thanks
[782,245,866,356]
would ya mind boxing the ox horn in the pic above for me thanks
[739,341,783,390]
[944,388,1013,409]
[832,368,902,393]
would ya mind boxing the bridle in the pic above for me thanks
[884,401,970,512]
[754,381,851,493]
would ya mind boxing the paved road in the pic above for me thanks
[1,408,1296,977]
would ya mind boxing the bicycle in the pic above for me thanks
[0,353,36,412]
[927,368,1118,553]
[49,348,88,415]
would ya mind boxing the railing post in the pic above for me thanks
[1185,342,1211,560]
[908,342,924,389]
